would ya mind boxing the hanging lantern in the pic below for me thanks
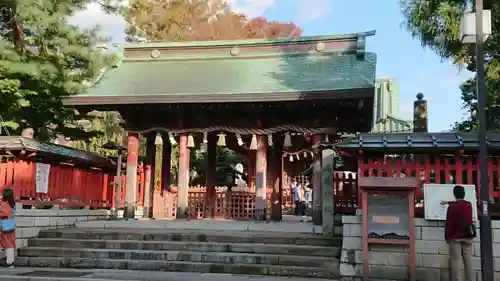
[168,133,176,145]
[310,151,314,157]
[267,134,273,146]
[154,133,163,146]
[217,132,226,146]
[236,134,244,146]
[289,155,294,162]
[249,134,258,150]
[296,154,300,160]
[187,134,195,148]
[325,134,330,142]
[303,151,308,158]
[283,133,292,148]
[203,132,208,144]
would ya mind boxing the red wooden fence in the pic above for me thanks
[331,155,500,216]
[0,160,111,207]
[0,160,293,219]
[151,186,294,220]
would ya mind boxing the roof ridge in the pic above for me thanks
[122,30,376,50]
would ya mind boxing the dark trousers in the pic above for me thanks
[294,201,305,216]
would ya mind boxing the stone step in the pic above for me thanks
[28,238,340,257]
[0,267,334,281]
[38,228,341,247]
[14,257,339,279]
[19,247,334,268]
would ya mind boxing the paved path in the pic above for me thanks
[75,215,323,234]
[0,268,336,281]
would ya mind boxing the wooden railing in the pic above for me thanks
[152,185,294,220]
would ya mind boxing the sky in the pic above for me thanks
[70,0,473,132]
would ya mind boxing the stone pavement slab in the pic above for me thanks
[75,215,323,235]
[0,268,337,281]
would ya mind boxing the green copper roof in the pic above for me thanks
[373,115,413,133]
[372,77,412,132]
[64,31,377,105]
[335,132,500,154]
[125,31,376,49]
[0,136,114,168]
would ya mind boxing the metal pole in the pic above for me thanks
[475,0,494,280]
[114,153,122,219]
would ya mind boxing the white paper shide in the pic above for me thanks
[35,163,51,194]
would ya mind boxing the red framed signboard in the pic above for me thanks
[358,177,417,281]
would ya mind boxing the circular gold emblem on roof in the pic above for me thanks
[315,42,326,52]
[150,49,161,58]
[230,46,240,56]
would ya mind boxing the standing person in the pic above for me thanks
[304,181,312,209]
[0,188,16,268]
[442,185,474,281]
[292,180,302,216]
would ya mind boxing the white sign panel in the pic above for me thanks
[35,163,51,194]
[424,184,478,221]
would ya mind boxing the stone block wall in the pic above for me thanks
[340,214,500,281]
[0,207,109,260]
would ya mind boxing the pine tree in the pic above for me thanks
[0,0,116,140]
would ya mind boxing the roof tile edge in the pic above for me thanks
[122,30,377,50]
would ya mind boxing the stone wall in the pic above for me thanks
[340,213,500,281]
[0,207,109,259]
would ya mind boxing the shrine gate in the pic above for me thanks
[63,31,378,222]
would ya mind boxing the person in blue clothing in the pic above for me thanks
[0,188,16,268]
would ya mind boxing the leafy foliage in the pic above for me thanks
[400,0,500,131]
[71,111,126,155]
[122,0,301,42]
[0,0,115,140]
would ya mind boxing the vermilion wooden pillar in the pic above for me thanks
[143,133,156,218]
[204,132,217,218]
[255,135,267,221]
[176,133,190,219]
[125,132,140,219]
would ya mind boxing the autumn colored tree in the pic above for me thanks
[122,0,302,42]
[246,17,302,38]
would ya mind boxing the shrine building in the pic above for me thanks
[63,31,378,222]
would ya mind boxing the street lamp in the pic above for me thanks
[460,3,493,281]
[102,141,127,219]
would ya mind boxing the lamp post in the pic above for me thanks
[460,2,493,280]
[102,141,127,219]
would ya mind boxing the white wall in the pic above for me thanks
[0,207,109,260]
[340,213,500,281]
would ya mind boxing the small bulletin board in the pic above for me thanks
[358,177,417,281]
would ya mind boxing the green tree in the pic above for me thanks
[0,0,116,140]
[400,0,500,131]
[71,111,126,155]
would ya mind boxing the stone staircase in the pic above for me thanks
[12,227,341,279]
